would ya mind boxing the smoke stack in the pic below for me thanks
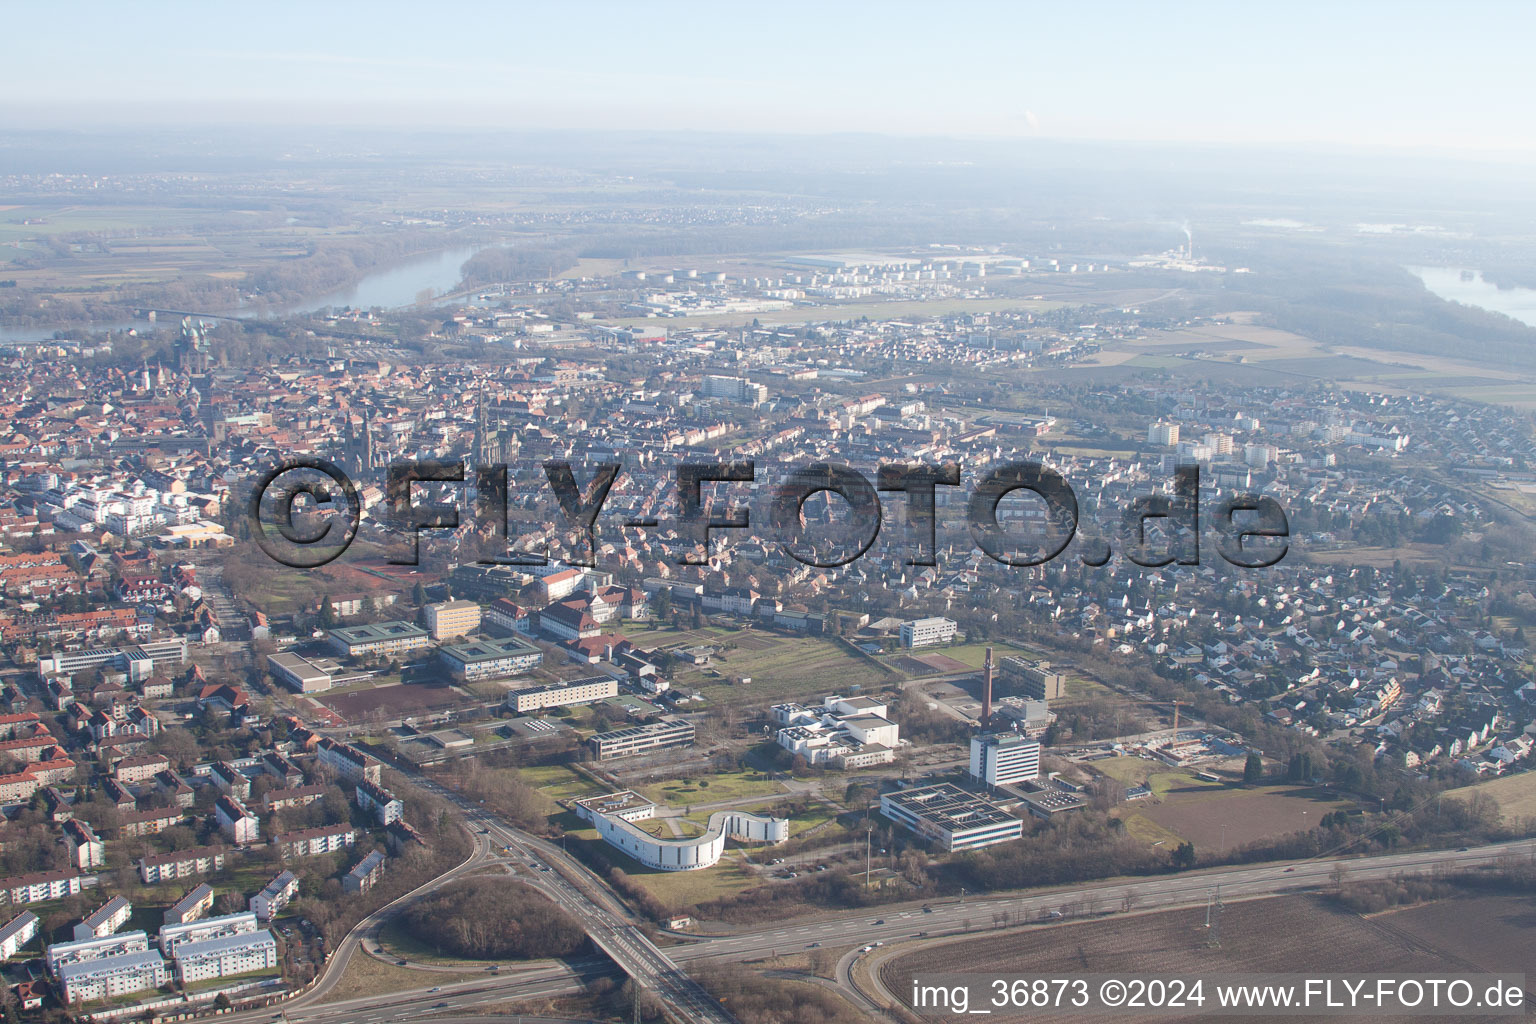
[982,646,994,729]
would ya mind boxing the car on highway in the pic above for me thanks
[873,918,884,925]
[808,942,820,948]
[429,987,440,993]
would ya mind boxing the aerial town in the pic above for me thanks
[0,234,1531,1022]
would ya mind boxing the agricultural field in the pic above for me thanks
[1098,758,1356,850]
[880,894,1536,1024]
[1446,771,1536,824]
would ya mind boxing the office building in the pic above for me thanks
[900,616,957,648]
[879,783,1023,852]
[325,621,429,659]
[506,676,616,714]
[969,732,1041,787]
[587,718,694,760]
[1000,657,1066,700]
[438,634,543,683]
[423,599,481,640]
[575,791,787,871]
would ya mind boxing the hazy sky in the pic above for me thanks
[7,1,1534,154]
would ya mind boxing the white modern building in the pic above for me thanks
[880,783,1023,852]
[771,695,900,768]
[900,616,957,648]
[969,732,1041,787]
[48,931,150,974]
[574,791,787,871]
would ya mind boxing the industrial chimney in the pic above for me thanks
[982,646,994,729]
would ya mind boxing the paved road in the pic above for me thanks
[225,796,1536,1024]
[413,774,737,1024]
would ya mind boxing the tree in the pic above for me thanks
[1243,751,1264,784]
[1171,842,1197,869]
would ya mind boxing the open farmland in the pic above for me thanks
[1446,771,1536,824]
[879,894,1536,1024]
[1096,759,1356,849]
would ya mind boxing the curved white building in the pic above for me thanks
[575,791,788,871]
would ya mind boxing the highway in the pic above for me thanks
[225,777,1536,1024]
[412,774,737,1024]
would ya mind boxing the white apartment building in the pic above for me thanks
[0,911,38,959]
[72,896,132,941]
[171,929,277,985]
[249,871,298,922]
[58,949,168,1004]
[159,912,257,957]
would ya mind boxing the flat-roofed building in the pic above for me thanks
[999,657,1066,700]
[880,783,1023,852]
[438,635,543,683]
[969,732,1041,787]
[900,616,957,648]
[267,652,332,693]
[574,790,787,871]
[423,599,481,640]
[588,718,694,760]
[506,675,616,714]
[47,931,150,974]
[325,621,429,659]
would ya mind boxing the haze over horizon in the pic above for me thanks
[6,0,1536,159]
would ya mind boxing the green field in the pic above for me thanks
[1446,771,1536,822]
[641,769,788,807]
[621,625,890,704]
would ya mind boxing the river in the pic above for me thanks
[0,244,487,344]
[1410,266,1536,329]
